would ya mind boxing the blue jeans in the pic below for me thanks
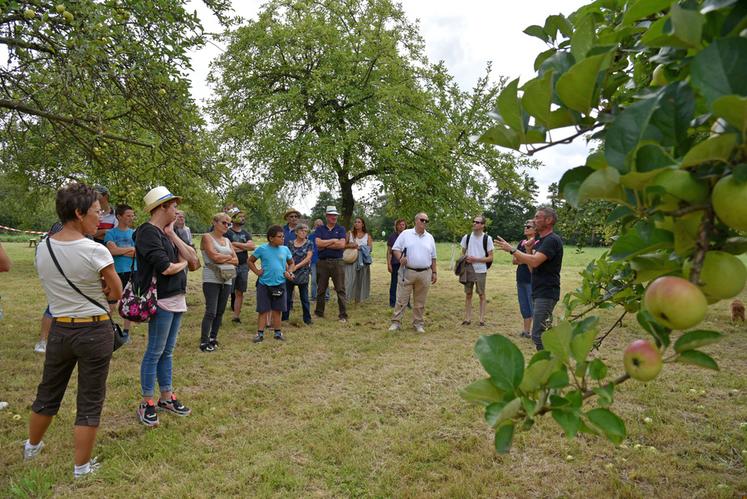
[389,263,400,307]
[531,298,557,351]
[282,280,312,324]
[517,281,533,319]
[140,307,183,398]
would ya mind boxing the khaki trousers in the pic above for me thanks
[391,268,431,327]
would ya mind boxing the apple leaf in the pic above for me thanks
[649,82,695,154]
[722,236,747,254]
[556,51,611,114]
[570,327,598,364]
[691,38,747,108]
[479,125,520,150]
[542,321,573,364]
[524,24,549,42]
[546,366,570,389]
[459,378,505,406]
[497,78,524,137]
[570,15,594,61]
[712,95,747,134]
[485,397,522,427]
[588,358,608,380]
[609,220,673,260]
[519,359,559,393]
[521,71,554,127]
[474,334,525,393]
[592,383,614,407]
[674,330,723,353]
[605,92,663,173]
[630,252,683,283]
[622,0,671,26]
[680,133,738,167]
[676,349,719,370]
[669,4,705,48]
[637,309,671,348]
[586,408,626,445]
[494,421,515,454]
[552,409,581,438]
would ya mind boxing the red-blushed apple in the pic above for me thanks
[643,276,707,330]
[623,339,663,382]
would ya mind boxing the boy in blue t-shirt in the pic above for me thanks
[248,225,294,342]
[104,204,137,335]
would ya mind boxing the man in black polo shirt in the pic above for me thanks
[494,206,563,350]
[314,205,348,323]
[226,210,255,323]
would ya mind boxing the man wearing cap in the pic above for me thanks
[389,212,437,333]
[174,210,194,247]
[93,185,117,244]
[283,208,301,244]
[226,209,255,323]
[134,186,200,428]
[314,206,348,323]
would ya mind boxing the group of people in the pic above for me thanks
[17,180,564,479]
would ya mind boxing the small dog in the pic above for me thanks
[732,299,745,322]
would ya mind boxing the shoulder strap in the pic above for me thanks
[466,233,471,247]
[45,237,111,317]
[482,234,489,257]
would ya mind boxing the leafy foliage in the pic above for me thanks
[0,1,231,216]
[465,0,747,452]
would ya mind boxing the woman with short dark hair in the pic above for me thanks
[25,182,123,478]
[514,219,537,339]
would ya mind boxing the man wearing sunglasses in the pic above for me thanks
[494,206,563,351]
[388,213,437,333]
[460,215,494,327]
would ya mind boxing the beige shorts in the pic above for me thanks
[463,272,486,295]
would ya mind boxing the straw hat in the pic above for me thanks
[143,186,181,213]
[325,205,339,215]
[284,207,302,220]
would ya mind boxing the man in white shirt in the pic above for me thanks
[460,215,494,326]
[388,212,437,333]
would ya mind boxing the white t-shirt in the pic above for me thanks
[36,237,114,317]
[392,228,437,269]
[460,231,495,274]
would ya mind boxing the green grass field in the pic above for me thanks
[1,240,746,497]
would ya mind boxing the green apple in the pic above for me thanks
[56,4,65,14]
[643,276,708,330]
[651,65,668,87]
[623,339,663,382]
[63,10,74,23]
[713,175,747,232]
[684,251,747,303]
[650,169,708,203]
[24,8,36,19]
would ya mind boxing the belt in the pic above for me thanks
[407,267,431,272]
[55,315,109,324]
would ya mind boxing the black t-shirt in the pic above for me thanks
[515,239,534,283]
[226,228,253,265]
[134,223,186,299]
[531,232,563,300]
[387,231,402,266]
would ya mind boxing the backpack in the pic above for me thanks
[465,233,492,269]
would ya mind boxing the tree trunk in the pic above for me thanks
[339,178,355,229]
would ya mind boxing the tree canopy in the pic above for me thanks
[0,0,232,215]
[209,0,534,232]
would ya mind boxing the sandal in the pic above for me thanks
[479,321,486,327]
[461,320,471,326]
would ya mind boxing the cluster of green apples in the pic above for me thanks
[623,178,747,382]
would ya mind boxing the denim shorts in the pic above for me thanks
[233,264,249,293]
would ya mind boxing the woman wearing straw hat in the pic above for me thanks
[282,208,301,244]
[135,186,200,428]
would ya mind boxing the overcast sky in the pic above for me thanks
[186,0,591,210]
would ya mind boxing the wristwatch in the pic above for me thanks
[510,248,517,255]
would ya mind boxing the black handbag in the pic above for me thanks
[45,238,129,352]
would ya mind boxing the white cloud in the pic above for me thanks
[187,0,592,208]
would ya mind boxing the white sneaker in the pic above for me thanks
[388,323,400,331]
[24,439,45,460]
[74,457,101,479]
[415,325,426,334]
[34,340,46,353]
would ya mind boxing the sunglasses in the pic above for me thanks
[525,224,534,228]
[419,218,429,223]
[473,220,484,224]
[219,221,230,226]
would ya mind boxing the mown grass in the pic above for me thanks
[1,240,746,498]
